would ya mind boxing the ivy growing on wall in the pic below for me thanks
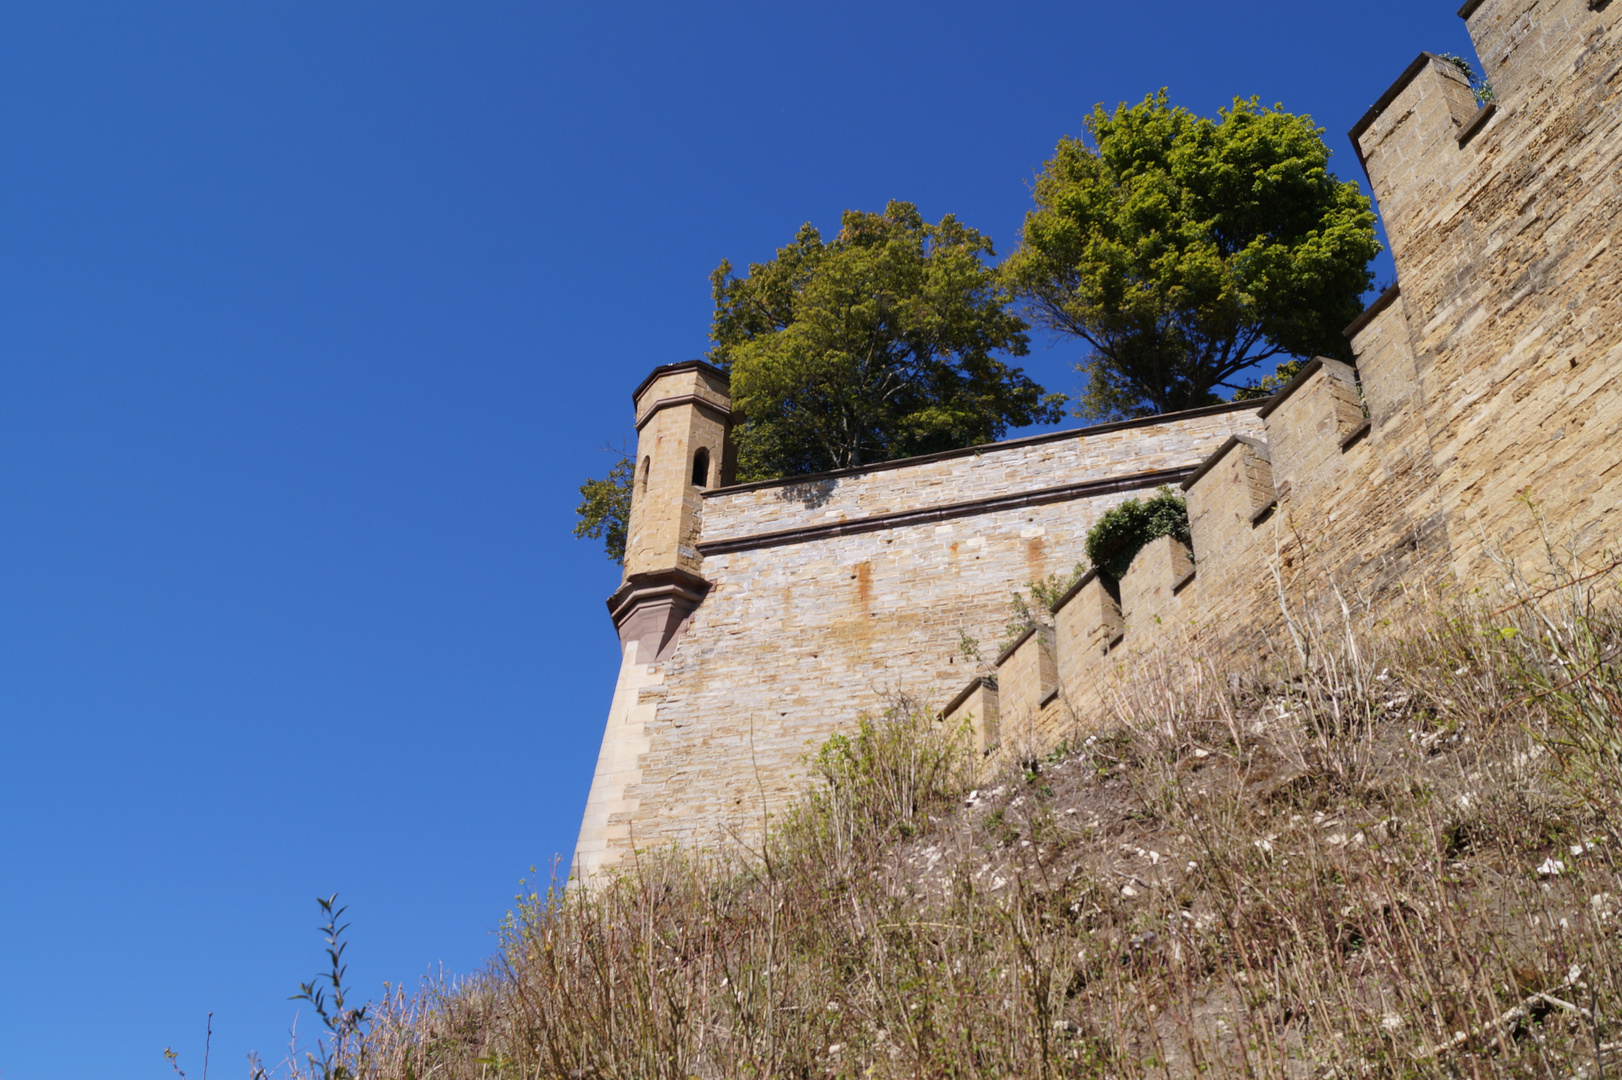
[1085,487,1191,580]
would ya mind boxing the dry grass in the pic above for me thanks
[264,544,1622,1080]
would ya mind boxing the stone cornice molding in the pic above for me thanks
[631,360,729,408]
[606,568,713,662]
[1343,283,1402,340]
[941,676,997,719]
[634,393,732,431]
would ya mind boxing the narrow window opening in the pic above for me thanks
[691,447,711,489]
[639,456,651,493]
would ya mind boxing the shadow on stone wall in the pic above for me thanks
[778,478,838,509]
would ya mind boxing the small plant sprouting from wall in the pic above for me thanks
[1084,487,1190,580]
[958,627,987,666]
[1002,561,1089,650]
[998,489,1192,650]
[1439,52,1496,104]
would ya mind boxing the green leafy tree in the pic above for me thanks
[711,201,1065,481]
[573,448,633,565]
[1232,357,1307,401]
[1002,92,1381,420]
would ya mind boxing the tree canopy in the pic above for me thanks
[1001,93,1381,420]
[573,449,633,564]
[710,201,1064,481]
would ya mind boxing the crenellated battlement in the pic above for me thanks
[574,0,1622,877]
[943,350,1456,758]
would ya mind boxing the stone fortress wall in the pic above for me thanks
[574,394,1266,874]
[574,0,1622,877]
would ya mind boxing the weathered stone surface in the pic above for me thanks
[699,404,1260,545]
[574,407,1262,874]
[571,638,665,876]
[622,361,734,582]
[995,625,1058,757]
[1359,0,1622,576]
[574,0,1622,877]
[1119,535,1196,641]
[942,677,999,756]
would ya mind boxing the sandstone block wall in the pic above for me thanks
[575,406,1263,874]
[939,353,1443,773]
[994,625,1058,753]
[942,676,999,756]
[698,403,1260,548]
[574,0,1622,877]
[1357,2,1622,577]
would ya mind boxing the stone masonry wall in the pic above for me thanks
[1357,3,1622,577]
[700,403,1257,545]
[575,406,1263,873]
[575,0,1622,877]
[940,0,1622,771]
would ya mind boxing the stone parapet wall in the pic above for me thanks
[698,404,1258,547]
[956,350,1458,766]
[574,0,1622,877]
[574,407,1263,874]
[1358,0,1622,578]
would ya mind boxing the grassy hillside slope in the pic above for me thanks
[272,545,1622,1080]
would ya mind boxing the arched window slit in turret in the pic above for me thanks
[691,447,711,489]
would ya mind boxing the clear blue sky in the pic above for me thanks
[0,3,1475,1077]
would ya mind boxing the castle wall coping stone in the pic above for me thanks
[1339,418,1373,450]
[1458,0,1485,19]
[941,675,998,719]
[1349,53,1451,175]
[631,359,729,406]
[700,400,1259,499]
[1181,434,1272,492]
[1456,101,1498,147]
[1256,357,1362,423]
[1343,283,1402,340]
[995,624,1046,668]
[1257,358,1329,420]
[695,465,1198,556]
[1048,568,1105,617]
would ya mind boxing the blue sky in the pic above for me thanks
[0,3,1476,1077]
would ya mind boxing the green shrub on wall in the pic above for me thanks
[1085,487,1190,580]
